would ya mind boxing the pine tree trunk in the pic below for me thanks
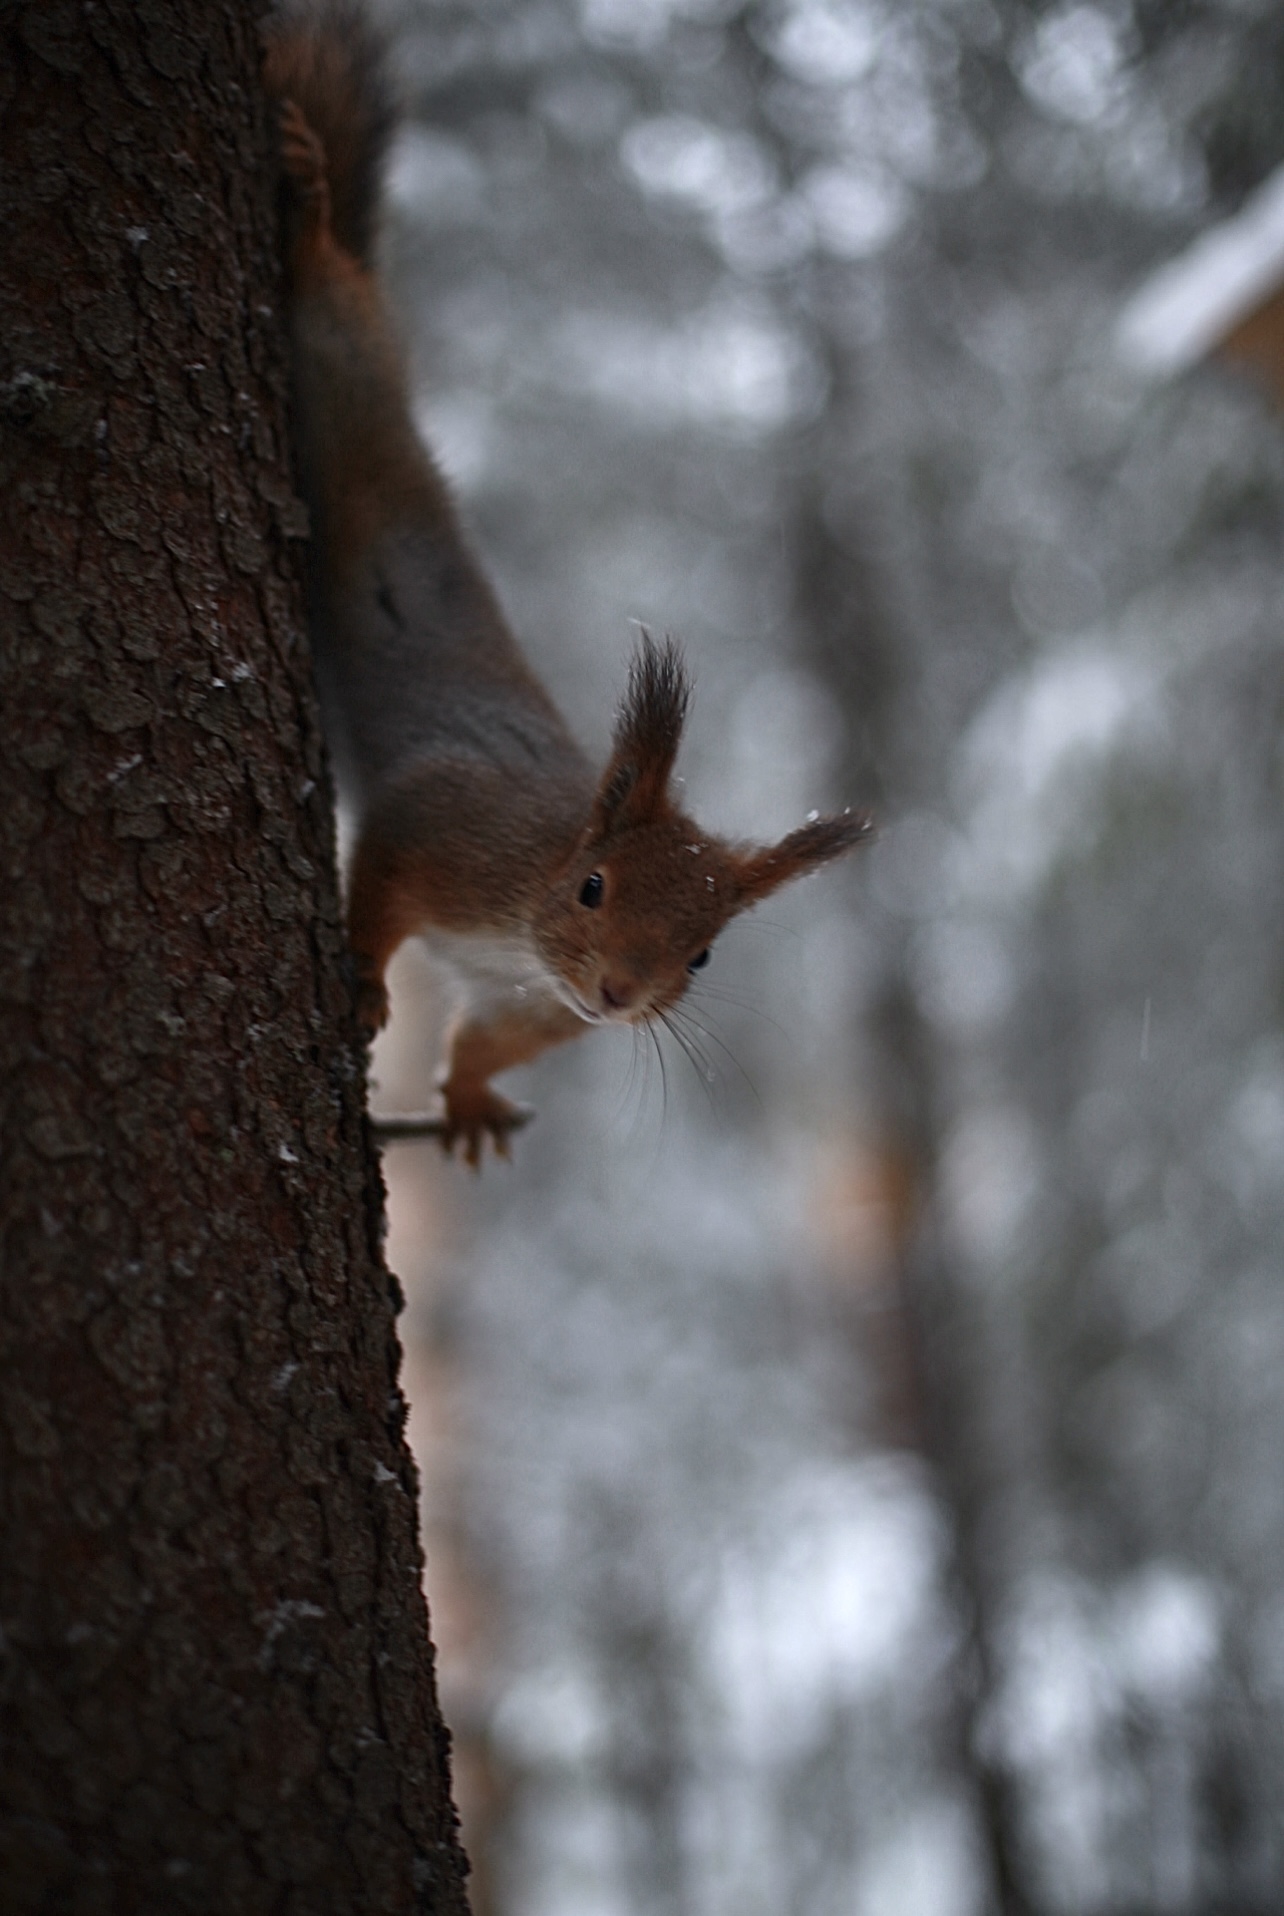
[0,5,470,1909]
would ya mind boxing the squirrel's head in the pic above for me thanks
[533,635,871,1027]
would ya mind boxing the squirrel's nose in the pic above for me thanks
[600,976,639,1015]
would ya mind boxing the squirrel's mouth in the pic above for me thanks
[558,984,604,1024]
[562,988,649,1028]
[557,968,660,1026]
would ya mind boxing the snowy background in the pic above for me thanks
[360,2,1284,1910]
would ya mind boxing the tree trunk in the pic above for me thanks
[0,4,469,1910]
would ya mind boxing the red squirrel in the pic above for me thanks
[264,6,870,1163]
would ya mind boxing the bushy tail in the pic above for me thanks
[262,2,396,267]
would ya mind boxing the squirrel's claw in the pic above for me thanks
[367,1103,532,1160]
[438,1086,531,1169]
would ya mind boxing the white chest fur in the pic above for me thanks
[417,925,585,1027]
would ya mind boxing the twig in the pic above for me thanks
[368,1109,534,1145]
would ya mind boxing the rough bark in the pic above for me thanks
[0,3,470,1910]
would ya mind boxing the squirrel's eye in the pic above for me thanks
[579,872,605,909]
[688,947,711,973]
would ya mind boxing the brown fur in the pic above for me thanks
[264,11,872,1163]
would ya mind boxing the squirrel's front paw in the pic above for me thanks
[439,1082,531,1169]
[278,99,328,197]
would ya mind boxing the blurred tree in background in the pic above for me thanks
[370,1,1284,1910]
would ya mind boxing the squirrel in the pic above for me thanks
[263,4,871,1165]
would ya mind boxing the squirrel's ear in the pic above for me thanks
[732,811,873,905]
[591,633,690,833]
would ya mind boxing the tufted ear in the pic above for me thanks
[731,810,873,905]
[590,632,691,834]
